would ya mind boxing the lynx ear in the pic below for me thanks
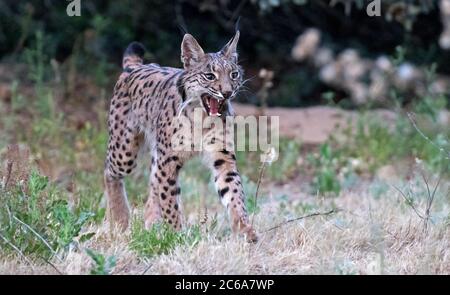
[181,34,205,68]
[220,30,240,63]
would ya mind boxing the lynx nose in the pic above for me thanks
[223,91,233,100]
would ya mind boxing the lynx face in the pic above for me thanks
[180,32,243,117]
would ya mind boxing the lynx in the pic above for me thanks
[104,30,257,242]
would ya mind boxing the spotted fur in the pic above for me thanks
[103,31,257,242]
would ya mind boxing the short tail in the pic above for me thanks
[122,42,146,71]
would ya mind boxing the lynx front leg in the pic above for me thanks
[207,150,258,242]
[144,150,183,230]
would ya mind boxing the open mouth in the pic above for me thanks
[201,94,226,117]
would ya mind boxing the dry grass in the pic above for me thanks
[1,182,448,275]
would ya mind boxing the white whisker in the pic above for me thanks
[177,97,194,117]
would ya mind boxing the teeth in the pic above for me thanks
[203,96,223,117]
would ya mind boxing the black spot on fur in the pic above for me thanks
[219,187,229,198]
[214,159,225,168]
[170,187,180,196]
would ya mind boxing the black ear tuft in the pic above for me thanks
[177,24,189,36]
[234,16,241,33]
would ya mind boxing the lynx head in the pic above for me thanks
[180,31,242,117]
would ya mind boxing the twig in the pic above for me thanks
[423,173,441,234]
[12,215,63,262]
[38,254,64,275]
[141,262,152,275]
[393,185,425,220]
[0,232,35,268]
[263,209,338,233]
[199,205,208,226]
[251,161,267,227]
[393,172,442,235]
[426,174,441,216]
[407,112,450,161]
[4,160,13,190]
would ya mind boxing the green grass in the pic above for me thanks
[130,221,202,258]
[86,249,117,275]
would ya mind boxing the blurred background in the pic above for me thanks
[0,0,449,274]
[1,0,449,107]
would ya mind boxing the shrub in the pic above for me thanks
[0,169,96,259]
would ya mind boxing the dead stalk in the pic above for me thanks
[251,160,267,227]
[407,112,450,161]
[263,209,338,233]
[4,160,13,190]
[38,255,64,275]
[141,262,152,275]
[393,173,442,235]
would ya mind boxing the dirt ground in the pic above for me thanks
[233,103,398,144]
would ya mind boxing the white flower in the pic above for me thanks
[260,147,278,164]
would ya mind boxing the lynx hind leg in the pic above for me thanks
[103,173,130,230]
[104,88,143,230]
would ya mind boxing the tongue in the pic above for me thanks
[209,98,220,116]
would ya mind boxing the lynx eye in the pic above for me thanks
[204,73,216,81]
[230,71,239,80]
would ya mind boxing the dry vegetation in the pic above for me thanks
[1,179,449,275]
